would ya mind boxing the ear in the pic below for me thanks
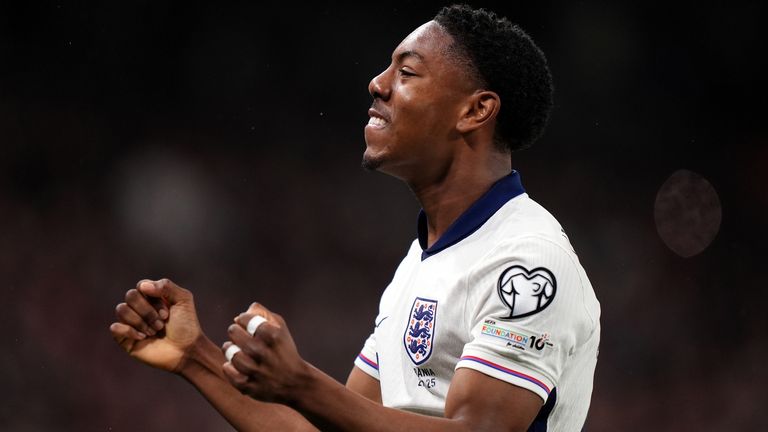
[456,90,500,134]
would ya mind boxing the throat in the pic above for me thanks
[414,170,513,250]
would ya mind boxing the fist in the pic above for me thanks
[110,279,202,373]
[221,303,309,404]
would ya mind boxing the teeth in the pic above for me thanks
[368,116,387,127]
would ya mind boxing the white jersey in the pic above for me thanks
[354,171,600,431]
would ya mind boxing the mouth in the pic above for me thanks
[366,108,390,129]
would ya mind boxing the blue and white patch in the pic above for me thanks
[497,265,557,319]
[403,297,437,365]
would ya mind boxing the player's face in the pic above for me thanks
[363,21,475,181]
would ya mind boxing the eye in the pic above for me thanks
[399,68,416,77]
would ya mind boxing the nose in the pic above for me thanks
[368,68,391,101]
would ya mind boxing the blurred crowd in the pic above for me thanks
[1,2,765,430]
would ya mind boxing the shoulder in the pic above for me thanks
[464,197,599,331]
[495,194,571,248]
[465,193,576,265]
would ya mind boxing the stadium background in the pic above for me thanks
[1,1,765,430]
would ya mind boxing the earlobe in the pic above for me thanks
[456,90,500,134]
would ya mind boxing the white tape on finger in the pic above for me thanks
[225,344,241,362]
[247,315,268,336]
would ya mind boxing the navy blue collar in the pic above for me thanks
[417,171,525,261]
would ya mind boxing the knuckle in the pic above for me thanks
[141,308,158,322]
[239,340,261,360]
[260,327,278,345]
[259,334,274,347]
[109,322,121,335]
[234,313,247,325]
[238,313,255,327]
[125,289,140,302]
[115,303,126,316]
[272,313,286,326]
[116,304,136,324]
[233,358,257,375]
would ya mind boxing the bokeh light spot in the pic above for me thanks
[654,169,722,257]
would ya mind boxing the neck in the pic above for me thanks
[408,151,511,248]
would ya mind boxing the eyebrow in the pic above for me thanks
[395,50,425,64]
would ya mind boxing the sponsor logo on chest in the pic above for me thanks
[403,297,438,365]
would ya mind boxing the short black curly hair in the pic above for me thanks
[434,4,554,152]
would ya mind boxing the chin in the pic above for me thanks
[361,150,384,171]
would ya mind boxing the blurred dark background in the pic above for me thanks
[1,1,766,430]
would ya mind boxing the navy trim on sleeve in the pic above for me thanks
[528,387,556,432]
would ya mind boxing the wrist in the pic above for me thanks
[285,363,360,431]
[176,334,222,379]
[283,360,321,408]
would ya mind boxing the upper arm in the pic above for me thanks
[445,236,592,430]
[445,368,542,432]
[346,366,382,404]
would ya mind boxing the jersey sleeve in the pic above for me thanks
[456,235,595,402]
[354,332,380,380]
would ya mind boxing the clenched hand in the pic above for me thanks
[110,279,202,373]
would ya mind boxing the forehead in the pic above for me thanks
[392,21,453,63]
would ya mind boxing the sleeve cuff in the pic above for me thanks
[456,352,553,402]
[354,352,380,380]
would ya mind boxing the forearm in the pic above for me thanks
[180,336,317,432]
[290,365,467,432]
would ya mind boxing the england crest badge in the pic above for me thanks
[403,297,438,365]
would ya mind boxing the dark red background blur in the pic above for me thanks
[1,1,766,430]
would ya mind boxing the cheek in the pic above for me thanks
[395,87,445,132]
[407,80,461,118]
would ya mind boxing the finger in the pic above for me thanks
[246,302,269,315]
[149,297,169,320]
[109,322,146,352]
[235,314,268,336]
[222,361,250,389]
[115,302,154,337]
[125,288,165,333]
[110,321,147,342]
[251,319,282,347]
[236,303,280,325]
[235,302,282,327]
[134,280,169,320]
[228,324,268,362]
[230,344,262,376]
[222,341,241,362]
[137,278,191,306]
[268,311,287,328]
[222,340,262,376]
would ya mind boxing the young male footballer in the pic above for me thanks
[110,5,600,431]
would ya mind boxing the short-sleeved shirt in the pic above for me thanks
[354,171,600,431]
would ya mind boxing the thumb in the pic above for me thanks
[138,278,191,305]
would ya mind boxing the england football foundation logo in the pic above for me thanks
[403,297,437,365]
[497,265,557,319]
